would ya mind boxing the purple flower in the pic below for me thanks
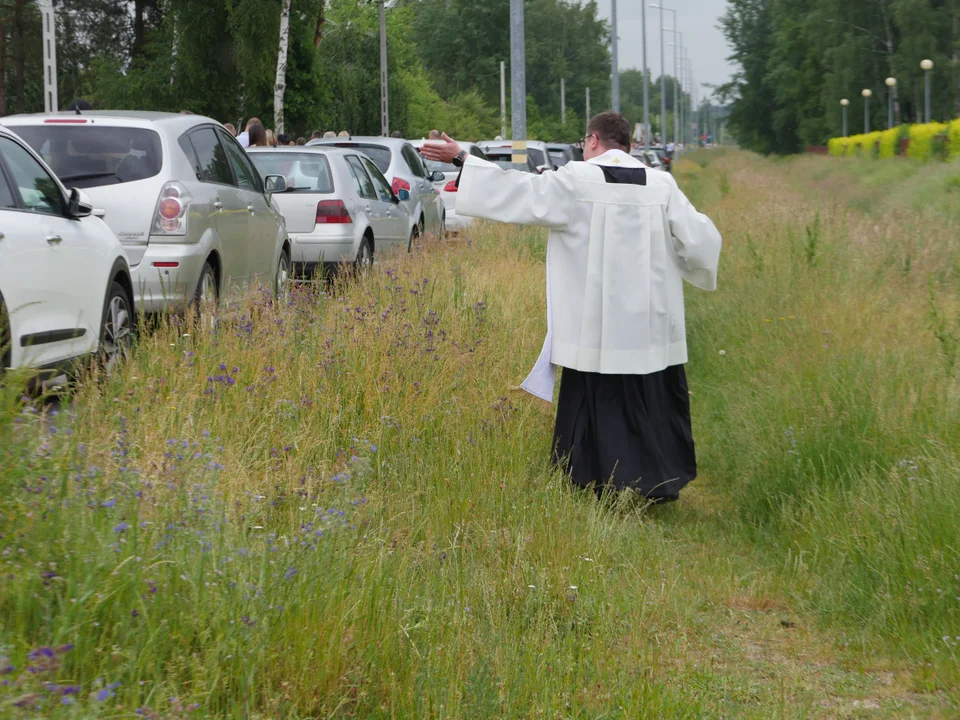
[101,499,116,508]
[0,658,13,675]
[114,522,130,533]
[28,647,54,660]
[284,567,298,580]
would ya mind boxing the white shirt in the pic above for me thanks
[456,149,722,402]
[237,132,250,148]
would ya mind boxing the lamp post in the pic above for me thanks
[885,77,896,129]
[921,59,934,123]
[840,98,849,137]
[862,88,872,133]
[649,3,672,146]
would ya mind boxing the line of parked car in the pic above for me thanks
[0,109,650,378]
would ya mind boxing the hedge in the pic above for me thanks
[828,119,957,161]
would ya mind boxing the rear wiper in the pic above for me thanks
[59,171,119,183]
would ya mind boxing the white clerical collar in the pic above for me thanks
[586,149,644,168]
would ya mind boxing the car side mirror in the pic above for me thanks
[67,187,93,219]
[264,174,287,194]
[397,189,410,202]
[430,170,445,183]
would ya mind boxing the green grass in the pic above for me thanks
[2,150,960,717]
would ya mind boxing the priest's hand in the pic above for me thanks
[420,133,461,164]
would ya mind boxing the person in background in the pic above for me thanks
[66,99,92,112]
[323,131,337,139]
[336,130,349,138]
[224,123,237,137]
[391,130,403,139]
[428,129,441,140]
[296,137,307,146]
[420,112,722,504]
[310,130,323,141]
[277,133,291,146]
[247,121,269,147]
[265,129,277,147]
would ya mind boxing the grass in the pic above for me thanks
[2,150,960,717]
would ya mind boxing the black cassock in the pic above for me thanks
[551,166,697,500]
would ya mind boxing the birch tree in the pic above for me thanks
[274,0,292,135]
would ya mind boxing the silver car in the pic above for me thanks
[478,140,557,173]
[410,140,486,232]
[307,136,444,240]
[248,147,413,275]
[2,111,291,313]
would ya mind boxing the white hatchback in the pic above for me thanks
[410,140,487,232]
[0,127,134,372]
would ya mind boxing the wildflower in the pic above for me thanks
[101,499,116,508]
[718,350,726,356]
[285,567,298,580]
[114,522,130,533]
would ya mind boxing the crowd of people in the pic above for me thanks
[220,117,353,148]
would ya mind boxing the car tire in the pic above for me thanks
[407,224,420,254]
[194,261,218,309]
[356,234,374,270]
[275,249,291,303]
[99,281,134,375]
[0,295,10,371]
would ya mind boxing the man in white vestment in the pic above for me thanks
[421,112,722,502]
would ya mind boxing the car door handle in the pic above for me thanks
[214,201,223,210]
[46,234,63,245]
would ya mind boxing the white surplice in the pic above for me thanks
[456,148,722,402]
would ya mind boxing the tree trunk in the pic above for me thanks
[14,0,23,112]
[132,0,146,65]
[314,0,325,47]
[877,0,900,125]
[274,0,292,135]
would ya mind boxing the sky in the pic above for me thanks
[590,0,735,103]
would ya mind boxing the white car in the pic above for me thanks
[307,136,444,243]
[247,146,413,275]
[2,111,291,314]
[410,140,487,232]
[0,126,134,372]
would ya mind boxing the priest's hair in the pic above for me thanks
[587,112,631,152]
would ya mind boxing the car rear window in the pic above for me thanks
[249,152,334,193]
[423,158,457,174]
[527,148,546,167]
[13,124,163,188]
[333,143,391,174]
[484,151,534,173]
[548,151,569,167]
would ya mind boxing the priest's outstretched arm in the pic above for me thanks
[665,176,723,291]
[454,155,578,230]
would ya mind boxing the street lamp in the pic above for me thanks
[885,77,896,129]
[920,59,934,123]
[840,98,849,137]
[862,88,872,133]
[649,3,674,146]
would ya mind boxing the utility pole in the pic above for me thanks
[561,77,566,126]
[641,0,649,150]
[500,61,507,138]
[509,0,527,169]
[38,0,58,113]
[585,86,591,134]
[611,0,620,113]
[379,1,389,136]
[656,3,666,146]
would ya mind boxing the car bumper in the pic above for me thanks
[290,227,357,266]
[130,243,209,313]
[445,208,475,231]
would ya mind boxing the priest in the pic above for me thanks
[420,112,722,502]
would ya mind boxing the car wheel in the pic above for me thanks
[0,296,10,371]
[407,224,420,254]
[275,249,291,303]
[194,261,218,309]
[100,281,134,374]
[356,235,374,270]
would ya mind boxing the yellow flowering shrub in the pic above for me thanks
[907,122,949,161]
[878,127,904,159]
[949,119,960,160]
[828,137,848,156]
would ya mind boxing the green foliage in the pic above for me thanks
[908,122,950,161]
[720,0,960,155]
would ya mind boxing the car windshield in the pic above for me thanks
[485,152,534,173]
[249,152,334,193]
[332,143,391,174]
[13,125,163,188]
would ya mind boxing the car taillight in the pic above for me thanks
[316,199,352,224]
[443,181,458,193]
[391,177,411,196]
[152,181,191,236]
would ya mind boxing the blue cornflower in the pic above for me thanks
[114,522,130,533]
[101,499,116,508]
[284,567,298,580]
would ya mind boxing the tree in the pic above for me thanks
[274,0,291,135]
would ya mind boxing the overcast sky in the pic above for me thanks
[589,0,734,101]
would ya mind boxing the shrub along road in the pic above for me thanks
[1,150,959,717]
